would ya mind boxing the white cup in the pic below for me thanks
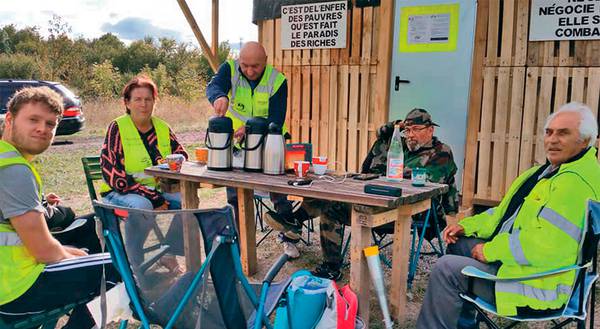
[313,163,327,175]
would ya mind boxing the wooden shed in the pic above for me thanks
[251,0,600,210]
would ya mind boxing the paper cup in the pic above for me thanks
[195,147,208,163]
[294,160,310,178]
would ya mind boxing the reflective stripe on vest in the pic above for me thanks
[539,207,582,242]
[0,151,19,159]
[0,231,22,246]
[496,281,572,302]
[508,229,530,266]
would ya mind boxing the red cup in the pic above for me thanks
[312,156,328,165]
[294,160,310,178]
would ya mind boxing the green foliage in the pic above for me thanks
[0,17,231,101]
[0,53,40,79]
[87,60,122,98]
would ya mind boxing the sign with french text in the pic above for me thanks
[530,0,600,41]
[281,0,347,50]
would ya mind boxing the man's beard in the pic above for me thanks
[10,124,52,156]
[406,141,422,152]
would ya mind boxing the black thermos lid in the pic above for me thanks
[245,117,269,135]
[208,116,233,133]
[268,122,282,134]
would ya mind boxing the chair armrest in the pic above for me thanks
[263,254,290,284]
[461,263,587,282]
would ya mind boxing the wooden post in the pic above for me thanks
[350,207,372,326]
[461,0,489,208]
[237,187,257,275]
[389,211,412,322]
[181,181,202,270]
[211,0,219,55]
[176,0,220,73]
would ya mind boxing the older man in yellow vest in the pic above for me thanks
[206,42,305,257]
[0,87,118,329]
[417,102,600,328]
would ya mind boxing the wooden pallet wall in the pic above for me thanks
[464,0,600,207]
[257,1,394,173]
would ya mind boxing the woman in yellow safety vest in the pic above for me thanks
[100,75,187,274]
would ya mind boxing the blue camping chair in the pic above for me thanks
[93,201,298,329]
[459,200,600,329]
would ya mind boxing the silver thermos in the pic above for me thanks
[263,122,285,175]
[205,116,233,171]
[242,117,268,172]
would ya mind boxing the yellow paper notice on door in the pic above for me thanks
[399,3,460,53]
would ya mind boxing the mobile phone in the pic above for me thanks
[288,178,312,186]
[353,173,380,181]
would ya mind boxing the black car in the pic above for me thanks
[0,80,85,136]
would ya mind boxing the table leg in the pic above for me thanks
[350,207,372,326]
[237,187,257,276]
[181,181,202,271]
[390,211,412,323]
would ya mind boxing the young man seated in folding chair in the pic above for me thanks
[416,102,600,329]
[266,108,459,280]
[0,87,119,329]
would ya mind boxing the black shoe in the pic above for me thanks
[312,263,342,281]
[264,211,302,232]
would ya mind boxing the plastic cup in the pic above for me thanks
[294,160,310,178]
[195,147,208,163]
[312,156,328,175]
[411,167,427,186]
[166,154,185,172]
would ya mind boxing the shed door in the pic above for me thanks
[389,0,477,190]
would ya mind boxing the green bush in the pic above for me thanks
[0,53,40,79]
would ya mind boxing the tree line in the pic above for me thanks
[0,16,230,100]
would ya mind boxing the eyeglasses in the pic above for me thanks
[403,125,430,135]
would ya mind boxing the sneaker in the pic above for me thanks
[312,263,342,281]
[282,241,300,258]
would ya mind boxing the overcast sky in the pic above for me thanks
[0,0,258,47]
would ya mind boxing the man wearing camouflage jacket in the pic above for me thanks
[267,108,459,280]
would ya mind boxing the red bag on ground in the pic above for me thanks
[315,281,364,329]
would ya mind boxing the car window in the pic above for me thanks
[0,85,18,114]
[54,84,78,99]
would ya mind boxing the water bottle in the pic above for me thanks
[386,124,404,182]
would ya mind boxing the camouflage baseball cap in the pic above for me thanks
[404,108,439,127]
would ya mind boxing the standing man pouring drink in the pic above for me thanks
[205,41,308,258]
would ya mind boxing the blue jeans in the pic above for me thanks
[103,192,184,266]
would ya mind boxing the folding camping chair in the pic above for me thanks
[93,201,297,329]
[82,156,174,273]
[460,199,600,329]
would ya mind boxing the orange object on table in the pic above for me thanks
[195,147,208,163]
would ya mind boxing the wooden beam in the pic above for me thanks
[177,0,219,73]
[374,0,395,125]
[462,0,489,208]
[211,0,219,55]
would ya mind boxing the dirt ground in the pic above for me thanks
[42,132,598,329]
